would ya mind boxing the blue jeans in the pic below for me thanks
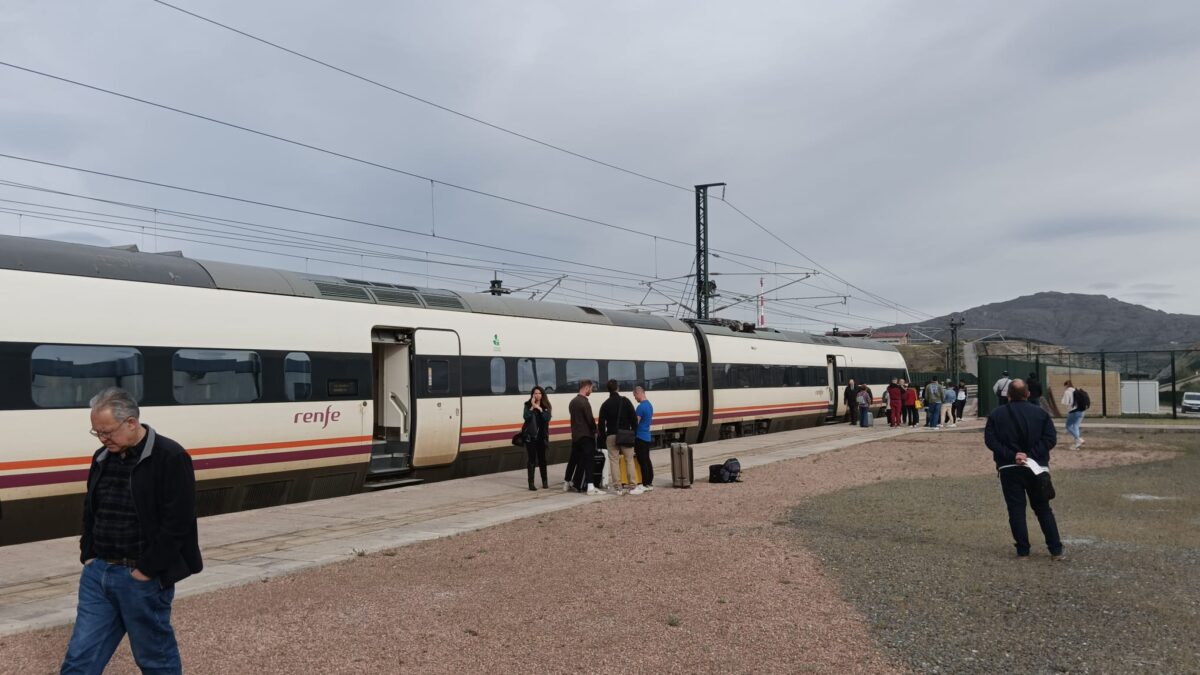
[927,403,942,427]
[1066,411,1084,441]
[61,560,180,675]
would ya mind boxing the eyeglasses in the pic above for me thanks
[89,420,128,439]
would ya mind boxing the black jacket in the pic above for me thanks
[1028,378,1044,400]
[80,426,203,587]
[984,400,1057,469]
[522,401,552,444]
[596,393,636,440]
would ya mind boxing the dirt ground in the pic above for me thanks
[1,428,1187,674]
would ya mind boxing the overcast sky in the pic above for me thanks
[3,0,1199,331]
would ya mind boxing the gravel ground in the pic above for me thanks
[789,431,1198,674]
[0,427,1181,674]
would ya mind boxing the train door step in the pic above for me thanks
[363,476,424,491]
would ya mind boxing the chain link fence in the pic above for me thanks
[977,349,1200,418]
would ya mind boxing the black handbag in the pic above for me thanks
[615,400,636,446]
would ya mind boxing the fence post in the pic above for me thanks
[1100,351,1107,418]
[1171,351,1177,420]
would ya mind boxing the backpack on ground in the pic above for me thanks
[1075,388,1091,411]
[709,458,742,483]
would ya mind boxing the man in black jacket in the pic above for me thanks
[597,379,640,495]
[62,387,201,674]
[983,379,1064,560]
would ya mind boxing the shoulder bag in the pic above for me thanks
[615,400,636,447]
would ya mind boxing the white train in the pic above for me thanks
[0,235,907,545]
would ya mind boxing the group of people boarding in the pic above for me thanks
[518,378,655,496]
[844,377,969,429]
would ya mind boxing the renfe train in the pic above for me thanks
[0,235,907,545]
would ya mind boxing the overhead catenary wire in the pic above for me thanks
[0,180,727,309]
[146,0,927,323]
[148,0,694,194]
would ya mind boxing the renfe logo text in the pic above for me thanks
[294,405,342,429]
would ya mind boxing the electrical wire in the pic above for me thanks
[148,0,693,194]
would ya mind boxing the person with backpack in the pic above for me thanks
[993,371,1013,405]
[521,386,552,491]
[1061,380,1088,449]
[597,379,642,495]
[856,384,873,427]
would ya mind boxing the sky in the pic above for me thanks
[2,0,1199,332]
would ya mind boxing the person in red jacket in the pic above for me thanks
[902,380,919,427]
[886,379,904,427]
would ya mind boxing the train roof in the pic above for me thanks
[0,234,693,333]
[692,320,900,352]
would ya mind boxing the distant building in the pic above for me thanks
[869,331,910,345]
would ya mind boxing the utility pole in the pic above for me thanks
[949,314,966,386]
[694,182,725,320]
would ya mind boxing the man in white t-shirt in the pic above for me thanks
[993,371,1013,406]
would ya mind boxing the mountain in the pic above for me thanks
[879,292,1200,352]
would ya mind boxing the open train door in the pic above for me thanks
[826,354,846,419]
[411,328,462,468]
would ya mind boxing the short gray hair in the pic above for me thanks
[89,387,140,423]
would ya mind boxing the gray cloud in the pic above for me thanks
[2,0,1200,328]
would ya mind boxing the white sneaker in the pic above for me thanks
[950,423,957,428]
[563,481,571,492]
[643,484,654,492]
[1071,441,1081,450]
[616,487,627,496]
[629,485,646,495]
[586,486,602,496]
[1078,438,1085,445]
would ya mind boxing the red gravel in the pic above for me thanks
[2,431,1169,674]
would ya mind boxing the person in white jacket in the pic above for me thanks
[1061,380,1084,449]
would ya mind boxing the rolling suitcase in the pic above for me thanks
[670,442,693,488]
[863,411,874,428]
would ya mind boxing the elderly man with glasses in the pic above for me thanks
[61,387,202,675]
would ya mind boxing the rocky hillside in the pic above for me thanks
[881,292,1200,352]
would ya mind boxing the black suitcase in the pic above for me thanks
[567,446,606,491]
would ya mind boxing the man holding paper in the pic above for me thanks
[983,379,1064,560]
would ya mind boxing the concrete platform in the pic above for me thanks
[0,422,912,636]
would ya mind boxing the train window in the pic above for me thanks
[31,345,144,408]
[764,365,785,388]
[173,350,262,404]
[644,361,670,390]
[284,352,312,401]
[812,367,829,386]
[427,360,449,394]
[489,357,507,394]
[564,359,598,391]
[677,363,699,389]
[518,358,557,393]
[608,361,637,390]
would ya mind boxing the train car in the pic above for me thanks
[0,234,906,545]
[694,322,908,441]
